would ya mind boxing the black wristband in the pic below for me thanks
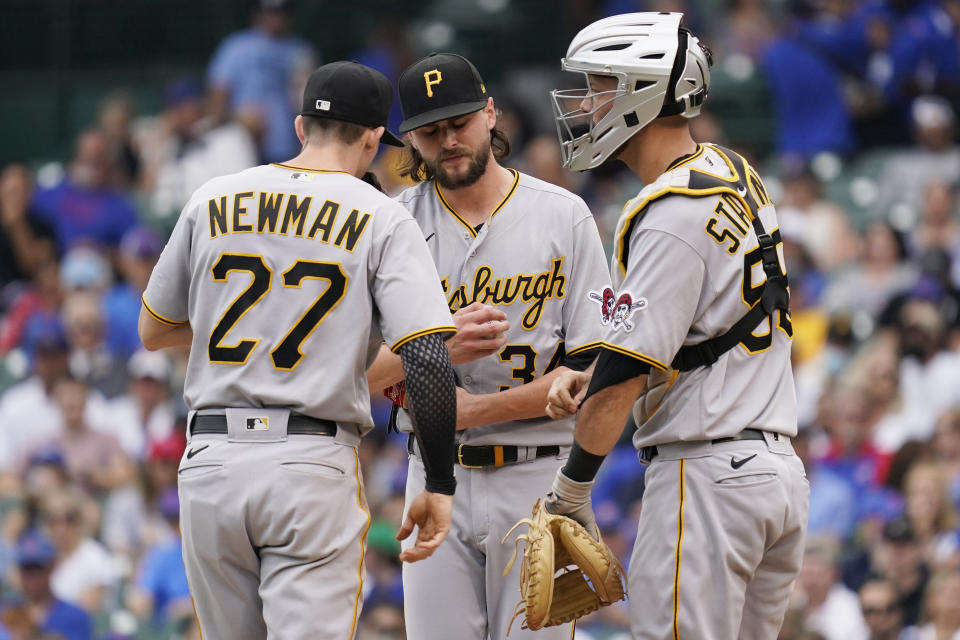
[562,441,606,482]
[424,478,457,496]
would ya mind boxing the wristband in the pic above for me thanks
[561,441,606,482]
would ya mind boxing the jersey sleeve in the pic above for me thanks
[603,229,705,370]
[561,207,612,359]
[372,213,455,352]
[141,200,196,326]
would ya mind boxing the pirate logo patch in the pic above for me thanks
[588,287,617,324]
[589,289,647,331]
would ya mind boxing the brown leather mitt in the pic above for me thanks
[501,499,626,633]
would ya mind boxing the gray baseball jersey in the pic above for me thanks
[397,169,610,640]
[143,162,456,639]
[395,169,610,447]
[143,163,456,431]
[601,144,797,448]
[603,144,808,640]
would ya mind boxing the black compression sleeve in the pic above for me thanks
[398,332,457,495]
[561,441,606,482]
[582,347,652,404]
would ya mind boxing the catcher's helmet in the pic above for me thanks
[551,12,711,171]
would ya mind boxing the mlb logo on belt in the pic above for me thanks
[246,417,269,431]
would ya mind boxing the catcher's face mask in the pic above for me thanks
[551,11,711,171]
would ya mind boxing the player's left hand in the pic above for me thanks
[396,489,454,563]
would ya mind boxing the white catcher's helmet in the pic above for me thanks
[552,12,712,171]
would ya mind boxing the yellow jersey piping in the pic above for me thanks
[141,296,187,326]
[390,325,458,353]
[434,168,520,237]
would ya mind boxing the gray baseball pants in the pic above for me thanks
[628,431,809,639]
[178,426,370,640]
[402,453,575,640]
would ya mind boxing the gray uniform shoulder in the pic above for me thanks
[395,181,434,208]
[623,146,739,251]
[513,171,594,224]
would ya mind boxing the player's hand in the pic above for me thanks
[546,370,591,418]
[544,468,598,540]
[396,489,454,563]
[445,302,509,364]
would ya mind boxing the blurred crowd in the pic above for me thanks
[2,0,960,638]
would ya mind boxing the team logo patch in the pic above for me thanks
[588,288,646,331]
[246,417,269,431]
[588,287,617,324]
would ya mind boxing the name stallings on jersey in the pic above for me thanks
[441,257,567,330]
[206,190,371,252]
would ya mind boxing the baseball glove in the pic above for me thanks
[501,499,626,633]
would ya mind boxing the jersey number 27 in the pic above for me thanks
[208,253,347,370]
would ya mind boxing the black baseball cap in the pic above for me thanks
[300,61,404,147]
[398,53,489,133]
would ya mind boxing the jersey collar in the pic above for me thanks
[270,163,351,175]
[434,168,520,238]
[665,144,704,172]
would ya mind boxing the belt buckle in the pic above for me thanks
[457,444,483,469]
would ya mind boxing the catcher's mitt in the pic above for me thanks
[501,499,626,633]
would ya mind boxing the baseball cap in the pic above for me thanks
[882,516,916,544]
[398,53,489,133]
[300,61,404,147]
[128,348,171,382]
[23,315,68,355]
[162,78,203,108]
[119,227,164,259]
[147,434,186,462]
[17,530,56,567]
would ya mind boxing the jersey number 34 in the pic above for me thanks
[208,253,347,370]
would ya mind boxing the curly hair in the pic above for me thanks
[397,127,511,183]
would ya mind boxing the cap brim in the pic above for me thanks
[399,101,488,133]
[380,129,405,147]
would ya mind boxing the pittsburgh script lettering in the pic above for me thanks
[442,258,566,329]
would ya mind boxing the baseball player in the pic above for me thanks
[138,61,460,639]
[367,53,610,639]
[543,14,810,640]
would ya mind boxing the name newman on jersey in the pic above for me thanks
[441,257,566,330]
[207,191,371,252]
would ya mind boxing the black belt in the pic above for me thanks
[641,428,770,462]
[190,413,337,436]
[406,435,560,469]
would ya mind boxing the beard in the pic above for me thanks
[426,138,491,189]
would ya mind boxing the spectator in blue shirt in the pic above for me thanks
[102,227,163,359]
[31,130,138,254]
[127,487,192,629]
[207,0,317,163]
[12,529,92,640]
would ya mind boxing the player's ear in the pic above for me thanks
[485,97,496,131]
[294,116,306,145]
[368,126,386,152]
